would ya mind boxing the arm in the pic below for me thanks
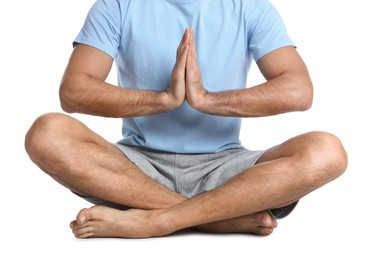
[186,39,313,117]
[59,41,188,118]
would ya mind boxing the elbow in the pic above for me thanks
[294,77,313,112]
[60,101,75,114]
[297,89,313,111]
[302,97,313,111]
[302,80,313,111]
[59,83,78,113]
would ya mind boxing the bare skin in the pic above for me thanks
[66,130,346,239]
[70,206,277,238]
[25,29,348,239]
[26,112,278,236]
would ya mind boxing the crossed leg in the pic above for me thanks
[25,113,348,238]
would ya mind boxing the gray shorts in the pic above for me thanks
[78,144,297,219]
[117,145,266,198]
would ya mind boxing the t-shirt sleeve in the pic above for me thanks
[247,0,295,61]
[73,0,122,59]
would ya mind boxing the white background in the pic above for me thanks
[1,0,371,259]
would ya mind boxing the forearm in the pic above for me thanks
[60,74,173,118]
[194,72,313,117]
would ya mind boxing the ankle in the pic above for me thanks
[152,209,179,236]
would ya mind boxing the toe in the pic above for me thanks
[73,226,94,239]
[76,208,91,225]
[256,227,274,236]
[272,219,278,228]
[254,211,275,228]
[70,220,77,230]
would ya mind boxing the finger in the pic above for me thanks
[189,28,194,47]
[186,30,198,67]
[190,30,198,62]
[175,44,189,74]
[181,28,190,44]
[177,30,187,52]
[180,44,190,66]
[186,44,198,70]
[183,28,191,44]
[177,28,190,59]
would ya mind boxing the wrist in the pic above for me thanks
[189,91,212,113]
[160,90,183,111]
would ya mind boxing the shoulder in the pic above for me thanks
[90,0,132,14]
[243,0,284,30]
[86,0,133,27]
[92,0,131,9]
[242,0,276,16]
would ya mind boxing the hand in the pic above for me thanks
[185,29,208,110]
[164,28,190,110]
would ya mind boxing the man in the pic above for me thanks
[25,0,348,238]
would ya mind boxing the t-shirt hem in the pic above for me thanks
[73,38,117,60]
[254,43,296,61]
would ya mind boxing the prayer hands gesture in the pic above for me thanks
[166,28,208,110]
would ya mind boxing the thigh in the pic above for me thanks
[256,131,347,193]
[26,112,132,188]
[256,131,324,165]
[26,112,124,157]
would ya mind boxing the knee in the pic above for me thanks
[304,131,348,182]
[24,112,71,160]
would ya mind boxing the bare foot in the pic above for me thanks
[197,211,278,236]
[70,206,277,239]
[70,205,170,239]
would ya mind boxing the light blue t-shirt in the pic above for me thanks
[74,0,294,153]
